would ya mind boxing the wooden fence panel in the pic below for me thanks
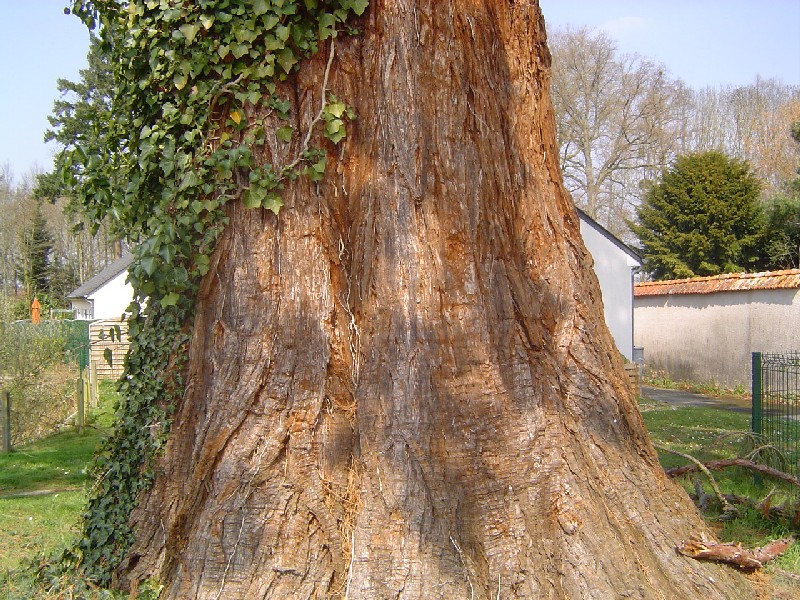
[89,319,130,380]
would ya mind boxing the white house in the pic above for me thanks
[67,254,135,320]
[634,269,800,388]
[577,209,643,362]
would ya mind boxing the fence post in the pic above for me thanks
[751,352,763,486]
[751,352,762,437]
[76,374,85,434]
[90,361,99,408]
[1,390,10,453]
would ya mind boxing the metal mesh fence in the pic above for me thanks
[752,352,800,476]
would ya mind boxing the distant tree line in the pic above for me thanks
[549,27,800,279]
[0,36,121,321]
[0,166,121,320]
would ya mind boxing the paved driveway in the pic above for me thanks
[641,386,751,414]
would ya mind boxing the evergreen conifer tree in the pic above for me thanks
[631,151,763,279]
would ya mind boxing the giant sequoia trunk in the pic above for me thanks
[118,2,754,598]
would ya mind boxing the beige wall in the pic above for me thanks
[634,288,800,388]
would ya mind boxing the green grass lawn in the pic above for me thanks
[638,396,754,467]
[640,394,800,592]
[0,382,116,574]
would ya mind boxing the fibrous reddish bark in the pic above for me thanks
[118,2,755,598]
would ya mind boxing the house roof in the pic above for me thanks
[576,208,642,266]
[67,253,135,299]
[634,269,800,297]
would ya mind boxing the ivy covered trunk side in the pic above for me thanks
[118,2,753,598]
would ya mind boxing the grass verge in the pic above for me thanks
[0,381,116,574]
[643,368,749,398]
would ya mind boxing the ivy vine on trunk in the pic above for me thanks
[52,0,368,588]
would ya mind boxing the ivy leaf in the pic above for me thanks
[103,348,113,367]
[325,118,346,143]
[200,14,215,30]
[173,72,188,90]
[242,186,266,209]
[159,244,176,264]
[140,255,157,276]
[233,22,258,44]
[231,42,250,59]
[277,47,297,73]
[319,12,337,39]
[313,155,327,174]
[160,292,181,308]
[326,101,347,118]
[195,253,211,276]
[253,0,270,16]
[276,125,293,142]
[304,155,328,182]
[349,0,369,15]
[178,23,200,45]
[263,192,284,215]
[275,25,291,43]
[270,97,291,119]
[180,171,201,190]
[264,34,283,52]
[262,14,280,31]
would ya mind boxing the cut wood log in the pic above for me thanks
[677,537,794,570]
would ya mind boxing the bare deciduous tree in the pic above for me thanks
[550,30,800,242]
[549,27,686,238]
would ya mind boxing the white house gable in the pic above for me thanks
[67,254,135,320]
[578,210,642,361]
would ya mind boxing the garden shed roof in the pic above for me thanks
[634,269,800,297]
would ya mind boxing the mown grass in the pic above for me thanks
[0,382,117,573]
[643,368,749,398]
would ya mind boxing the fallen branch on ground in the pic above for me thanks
[721,492,800,527]
[664,458,800,488]
[654,444,732,512]
[677,537,793,570]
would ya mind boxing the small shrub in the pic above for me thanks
[0,321,79,445]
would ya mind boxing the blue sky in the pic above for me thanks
[1,1,798,182]
[540,0,800,88]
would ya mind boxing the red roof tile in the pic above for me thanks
[634,269,800,297]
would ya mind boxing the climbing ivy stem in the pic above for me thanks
[285,38,337,174]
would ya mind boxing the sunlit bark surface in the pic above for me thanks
[118,2,754,598]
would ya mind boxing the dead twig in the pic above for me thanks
[721,492,800,527]
[663,458,800,488]
[655,444,733,513]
